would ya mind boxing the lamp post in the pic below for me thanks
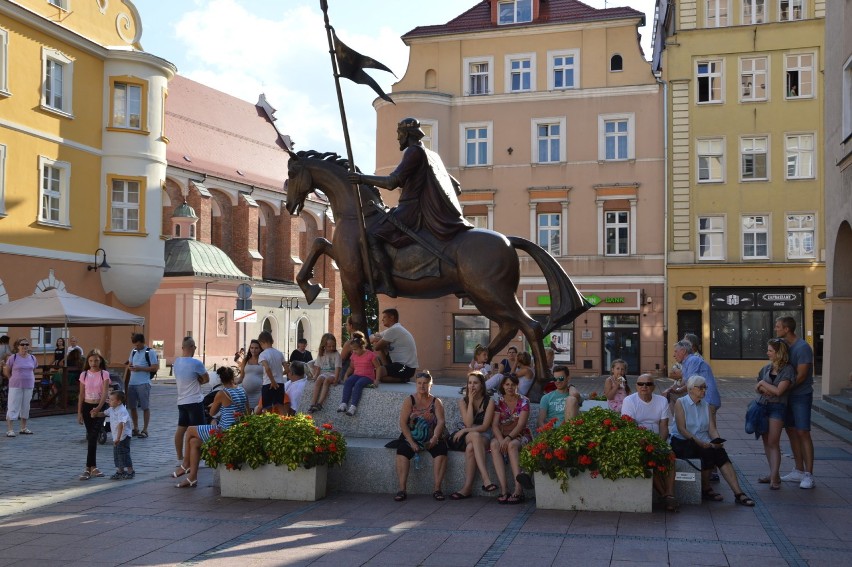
[203,279,219,365]
[279,297,300,355]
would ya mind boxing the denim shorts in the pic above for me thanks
[127,383,151,411]
[765,401,787,422]
[784,392,812,431]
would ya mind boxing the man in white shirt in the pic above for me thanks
[172,337,209,462]
[370,308,418,383]
[285,361,307,414]
[68,336,84,358]
[621,374,678,511]
[125,333,158,438]
[258,331,286,411]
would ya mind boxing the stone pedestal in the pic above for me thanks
[533,471,652,512]
[219,464,327,501]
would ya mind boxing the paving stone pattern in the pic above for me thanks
[0,375,849,566]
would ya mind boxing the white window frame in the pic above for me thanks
[464,214,489,230]
[698,216,726,260]
[41,47,73,117]
[740,56,768,102]
[48,0,70,10]
[419,119,438,152]
[463,56,493,96]
[742,0,765,24]
[786,213,816,259]
[740,135,769,181]
[785,133,815,179]
[0,144,6,216]
[459,121,493,167]
[110,178,140,232]
[742,215,770,259]
[697,138,725,183]
[112,81,143,130]
[537,213,561,256]
[497,0,532,25]
[37,155,70,227]
[547,49,580,91]
[597,113,635,161]
[785,52,815,99]
[531,117,566,164]
[778,0,805,22]
[697,59,724,104]
[706,0,730,27]
[0,28,8,96]
[505,53,536,93]
[843,54,852,142]
[604,210,630,256]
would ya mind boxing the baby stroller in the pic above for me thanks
[202,383,224,424]
[97,371,125,445]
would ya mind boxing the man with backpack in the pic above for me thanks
[125,333,158,438]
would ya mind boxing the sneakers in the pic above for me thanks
[110,472,124,480]
[337,403,348,413]
[122,470,136,480]
[345,404,357,416]
[781,469,805,482]
[799,472,815,489]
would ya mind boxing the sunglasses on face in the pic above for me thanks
[554,376,567,382]
[19,343,30,347]
[636,382,654,387]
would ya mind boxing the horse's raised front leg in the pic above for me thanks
[297,237,333,305]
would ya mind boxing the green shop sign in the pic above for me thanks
[584,294,602,306]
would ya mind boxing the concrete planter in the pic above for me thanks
[533,471,652,513]
[219,464,327,501]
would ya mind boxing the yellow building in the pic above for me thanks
[653,0,826,376]
[0,1,174,361]
[374,0,665,377]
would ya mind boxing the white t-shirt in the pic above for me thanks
[104,405,133,442]
[258,347,284,386]
[285,378,307,413]
[380,323,418,367]
[620,393,671,434]
[173,357,207,405]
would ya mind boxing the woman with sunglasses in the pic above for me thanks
[754,338,795,489]
[670,375,755,506]
[3,338,37,437]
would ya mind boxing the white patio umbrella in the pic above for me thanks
[0,289,144,327]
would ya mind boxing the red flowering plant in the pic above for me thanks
[519,407,674,491]
[201,412,346,471]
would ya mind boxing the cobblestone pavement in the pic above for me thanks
[0,376,849,566]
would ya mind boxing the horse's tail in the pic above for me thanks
[507,236,592,334]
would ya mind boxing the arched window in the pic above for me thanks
[610,54,623,72]
[175,224,181,237]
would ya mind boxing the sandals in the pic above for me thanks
[734,493,755,507]
[90,469,105,478]
[175,479,197,488]
[433,490,446,501]
[5,431,15,437]
[758,476,771,484]
[393,491,407,502]
[497,493,509,505]
[79,470,91,481]
[450,492,472,500]
[172,465,189,478]
[19,429,33,435]
[137,430,148,438]
[702,488,724,502]
[664,495,680,512]
[507,492,525,505]
[481,483,498,493]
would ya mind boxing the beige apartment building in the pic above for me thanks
[373,0,665,377]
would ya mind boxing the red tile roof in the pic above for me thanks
[402,0,645,41]
[165,75,289,192]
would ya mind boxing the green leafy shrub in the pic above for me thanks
[201,412,346,471]
[520,407,674,492]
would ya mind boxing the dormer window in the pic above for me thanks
[498,0,532,25]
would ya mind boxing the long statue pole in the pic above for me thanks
[319,0,376,295]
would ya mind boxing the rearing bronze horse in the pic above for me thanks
[285,150,590,392]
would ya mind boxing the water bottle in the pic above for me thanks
[413,452,422,470]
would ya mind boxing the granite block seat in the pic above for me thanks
[674,458,702,504]
[299,381,538,496]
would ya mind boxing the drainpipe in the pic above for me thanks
[655,70,669,371]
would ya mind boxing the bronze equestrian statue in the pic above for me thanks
[284,118,590,396]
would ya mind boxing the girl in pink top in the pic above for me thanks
[77,352,111,480]
[338,333,380,416]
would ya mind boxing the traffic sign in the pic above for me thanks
[233,309,258,323]
[237,283,253,300]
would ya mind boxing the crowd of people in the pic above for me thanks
[1,312,819,509]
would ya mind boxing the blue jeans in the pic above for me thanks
[113,436,132,469]
[342,375,373,407]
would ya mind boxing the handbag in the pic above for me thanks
[447,429,468,452]
[409,416,430,446]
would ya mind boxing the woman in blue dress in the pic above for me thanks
[173,366,248,487]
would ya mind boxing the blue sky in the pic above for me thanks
[136,0,656,172]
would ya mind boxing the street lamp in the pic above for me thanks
[279,297,300,355]
[87,248,111,272]
[202,279,219,365]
